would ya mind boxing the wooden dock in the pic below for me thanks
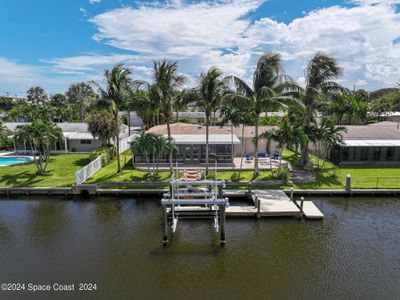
[226,190,324,219]
[296,200,324,219]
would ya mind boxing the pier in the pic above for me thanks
[226,190,324,219]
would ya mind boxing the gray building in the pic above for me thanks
[5,122,130,153]
[330,122,400,164]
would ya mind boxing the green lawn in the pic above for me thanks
[3,150,400,189]
[0,154,90,187]
[87,152,171,184]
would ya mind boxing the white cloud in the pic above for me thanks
[86,0,400,90]
[247,3,400,89]
[90,0,262,57]
[3,0,400,95]
[89,0,101,4]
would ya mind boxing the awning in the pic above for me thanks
[170,134,240,145]
[344,139,400,147]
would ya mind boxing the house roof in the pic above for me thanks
[147,123,275,138]
[343,122,400,140]
[4,122,129,140]
[344,140,400,147]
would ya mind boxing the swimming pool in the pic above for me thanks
[0,156,33,166]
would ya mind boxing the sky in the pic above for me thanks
[0,0,399,96]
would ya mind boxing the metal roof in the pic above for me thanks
[170,134,240,145]
[344,140,400,147]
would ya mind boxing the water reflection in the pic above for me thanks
[27,200,68,244]
[0,216,11,241]
[0,196,398,300]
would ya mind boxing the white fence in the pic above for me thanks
[119,134,137,154]
[75,155,102,185]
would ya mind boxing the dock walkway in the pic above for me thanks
[226,190,324,219]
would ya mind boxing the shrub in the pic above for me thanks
[90,145,116,165]
[272,167,290,183]
[0,137,13,150]
[230,172,241,182]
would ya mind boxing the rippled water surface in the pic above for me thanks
[0,196,399,299]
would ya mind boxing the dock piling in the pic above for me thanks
[256,197,261,219]
[300,196,304,218]
[162,203,168,245]
[220,204,226,246]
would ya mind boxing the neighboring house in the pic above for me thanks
[171,111,286,124]
[118,111,144,128]
[5,122,130,153]
[133,123,278,165]
[379,112,400,122]
[329,121,400,164]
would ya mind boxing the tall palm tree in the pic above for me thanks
[135,60,186,174]
[185,68,225,175]
[301,53,343,167]
[94,63,132,173]
[220,94,254,173]
[225,52,296,176]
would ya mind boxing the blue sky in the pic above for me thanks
[0,0,399,96]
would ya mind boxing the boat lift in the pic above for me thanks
[161,162,229,246]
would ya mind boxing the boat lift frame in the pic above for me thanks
[161,162,229,246]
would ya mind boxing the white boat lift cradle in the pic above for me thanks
[161,166,229,246]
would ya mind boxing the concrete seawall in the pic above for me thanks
[1,186,400,198]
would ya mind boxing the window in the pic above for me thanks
[386,147,394,161]
[360,147,368,161]
[373,147,381,161]
[342,147,350,161]
[80,140,92,145]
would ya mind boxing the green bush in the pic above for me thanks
[89,145,116,165]
[272,167,290,183]
[0,137,13,151]
[230,172,241,182]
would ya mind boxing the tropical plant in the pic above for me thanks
[127,89,160,128]
[185,68,225,175]
[94,63,132,173]
[66,82,96,122]
[315,118,346,168]
[87,112,116,146]
[225,52,296,176]
[220,93,254,174]
[26,86,48,106]
[15,121,63,175]
[131,131,153,173]
[135,60,186,174]
[300,53,343,167]
[89,145,116,165]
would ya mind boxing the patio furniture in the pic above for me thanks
[245,154,254,163]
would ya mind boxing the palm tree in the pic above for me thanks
[301,53,343,167]
[0,121,9,138]
[131,131,152,173]
[94,63,132,173]
[317,118,346,168]
[185,68,225,175]
[135,60,186,174]
[220,94,254,174]
[15,121,62,175]
[225,52,296,176]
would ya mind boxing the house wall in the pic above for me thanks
[332,146,400,164]
[68,140,102,152]
[234,137,279,156]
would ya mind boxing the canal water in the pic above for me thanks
[0,196,399,299]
